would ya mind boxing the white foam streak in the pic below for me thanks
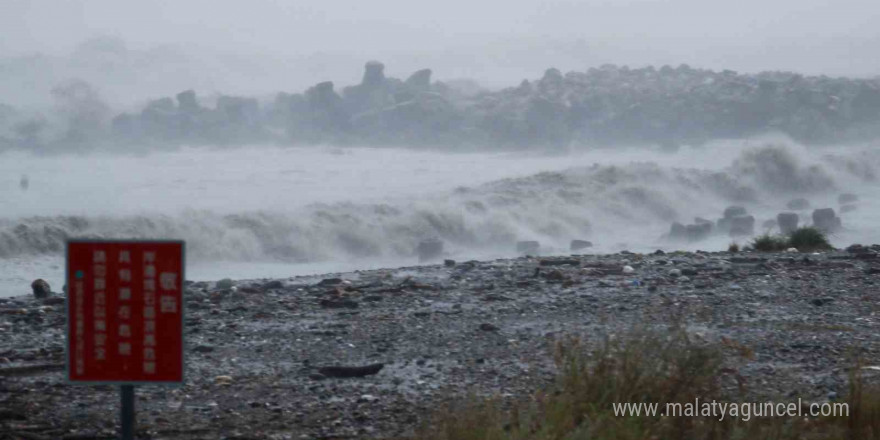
[1,137,879,297]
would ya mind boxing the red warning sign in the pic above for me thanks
[67,240,185,384]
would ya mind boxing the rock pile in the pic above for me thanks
[7,62,880,152]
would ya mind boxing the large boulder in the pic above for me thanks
[304,81,349,133]
[306,82,344,111]
[786,198,810,210]
[405,69,432,91]
[668,221,712,242]
[717,206,750,233]
[31,279,51,299]
[362,61,386,88]
[685,223,712,241]
[570,240,593,251]
[838,193,858,204]
[416,239,443,262]
[728,215,755,237]
[516,241,540,254]
[723,206,748,219]
[176,90,200,113]
[777,212,799,235]
[812,208,841,233]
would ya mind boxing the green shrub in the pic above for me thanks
[788,227,833,252]
[750,234,789,252]
[728,242,740,253]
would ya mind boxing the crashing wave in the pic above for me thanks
[0,143,876,261]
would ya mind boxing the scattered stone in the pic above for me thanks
[479,323,500,332]
[317,278,344,286]
[444,259,456,267]
[811,297,833,307]
[847,244,870,254]
[622,265,635,274]
[318,364,384,378]
[262,280,284,290]
[42,297,64,306]
[358,394,380,403]
[544,269,566,281]
[193,344,215,353]
[539,259,580,267]
[320,299,359,309]
[215,375,233,385]
[668,268,682,278]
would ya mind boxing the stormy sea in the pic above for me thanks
[1,136,878,297]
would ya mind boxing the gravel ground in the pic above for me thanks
[2,246,880,439]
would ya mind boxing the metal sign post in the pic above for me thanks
[66,240,185,440]
[121,385,135,440]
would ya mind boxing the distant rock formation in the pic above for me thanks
[777,212,799,235]
[812,208,842,233]
[20,61,880,152]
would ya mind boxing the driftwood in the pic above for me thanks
[0,362,65,376]
[317,363,384,378]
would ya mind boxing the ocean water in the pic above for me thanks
[2,138,878,297]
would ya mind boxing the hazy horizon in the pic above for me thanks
[2,0,880,109]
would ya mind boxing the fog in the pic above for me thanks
[2,0,879,108]
[2,0,880,297]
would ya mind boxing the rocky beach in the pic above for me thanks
[2,245,880,439]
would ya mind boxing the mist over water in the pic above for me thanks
[2,137,878,297]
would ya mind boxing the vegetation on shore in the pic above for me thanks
[750,227,833,252]
[418,326,878,440]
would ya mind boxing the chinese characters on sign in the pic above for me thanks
[67,241,184,383]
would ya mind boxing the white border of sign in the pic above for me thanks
[64,239,186,386]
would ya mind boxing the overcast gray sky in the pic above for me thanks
[3,0,877,56]
[1,0,879,107]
